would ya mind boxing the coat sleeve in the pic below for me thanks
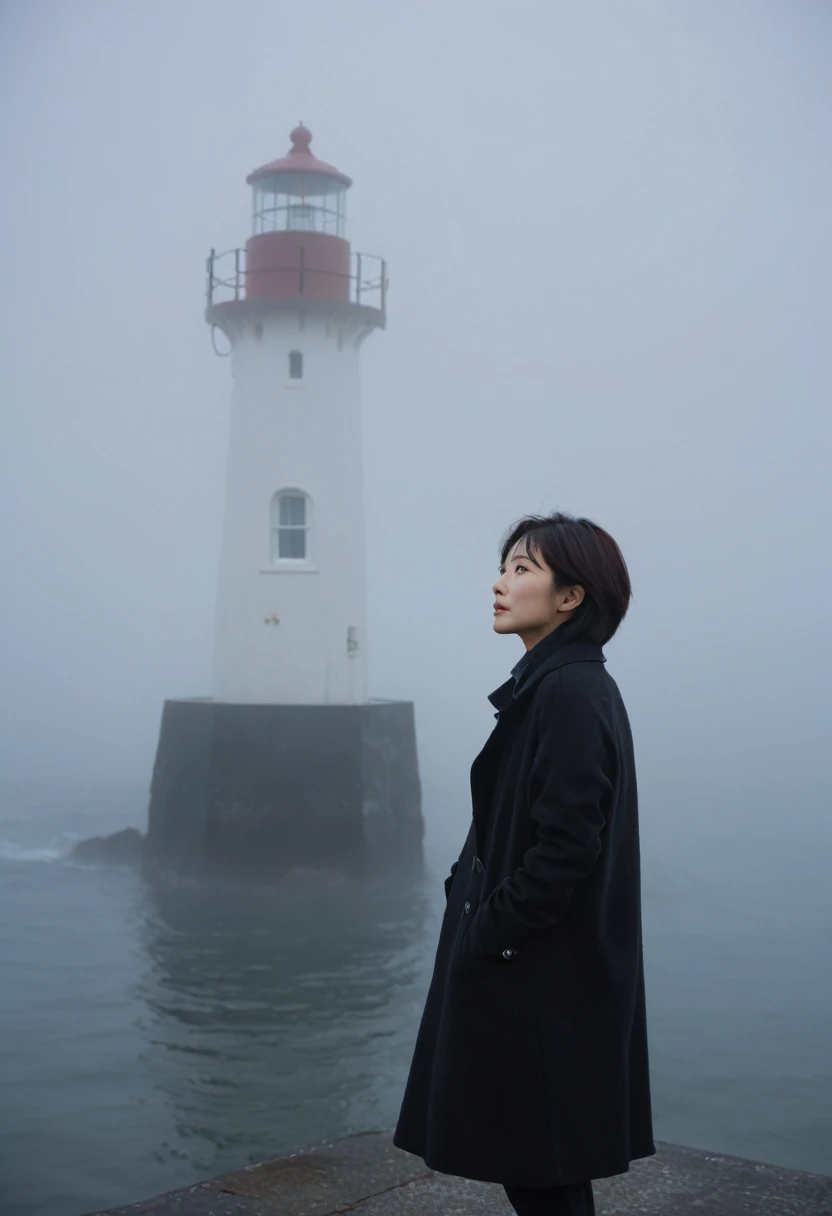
[467,678,614,958]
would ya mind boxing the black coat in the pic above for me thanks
[393,629,656,1187]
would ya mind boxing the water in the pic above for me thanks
[0,780,829,1216]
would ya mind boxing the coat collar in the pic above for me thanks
[487,630,606,716]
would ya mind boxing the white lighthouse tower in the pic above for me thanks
[144,125,422,880]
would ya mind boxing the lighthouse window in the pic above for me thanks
[288,350,303,380]
[270,491,307,561]
[287,203,316,231]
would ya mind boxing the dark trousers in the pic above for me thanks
[503,1179,595,1215]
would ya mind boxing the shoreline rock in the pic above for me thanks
[69,827,145,866]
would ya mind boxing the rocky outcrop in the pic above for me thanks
[70,827,145,866]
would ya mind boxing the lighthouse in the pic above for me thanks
[143,125,423,881]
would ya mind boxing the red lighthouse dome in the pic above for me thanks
[246,122,353,189]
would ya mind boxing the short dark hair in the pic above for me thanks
[499,511,633,646]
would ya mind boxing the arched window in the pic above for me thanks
[288,350,303,380]
[270,491,307,561]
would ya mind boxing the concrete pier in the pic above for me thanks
[83,1129,832,1215]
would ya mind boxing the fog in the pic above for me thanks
[1,0,830,888]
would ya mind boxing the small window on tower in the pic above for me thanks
[270,491,307,561]
[288,350,303,380]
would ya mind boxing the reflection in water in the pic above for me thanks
[132,868,437,1172]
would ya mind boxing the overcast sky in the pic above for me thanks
[0,0,829,879]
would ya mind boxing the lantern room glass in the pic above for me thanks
[252,174,346,238]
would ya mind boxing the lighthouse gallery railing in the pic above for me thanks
[206,247,387,317]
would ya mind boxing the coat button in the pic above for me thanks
[501,948,516,960]
[464,901,471,913]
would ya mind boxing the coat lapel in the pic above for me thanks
[471,637,607,857]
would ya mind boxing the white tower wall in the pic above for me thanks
[212,308,370,704]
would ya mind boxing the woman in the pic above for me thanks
[392,512,655,1216]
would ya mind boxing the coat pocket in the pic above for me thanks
[455,917,533,1020]
[457,908,491,980]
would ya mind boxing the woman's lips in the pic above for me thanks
[494,607,508,613]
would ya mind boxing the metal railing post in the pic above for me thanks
[234,248,240,301]
[207,247,216,308]
[381,258,387,319]
[356,252,362,305]
[298,245,305,296]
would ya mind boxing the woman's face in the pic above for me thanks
[492,538,584,647]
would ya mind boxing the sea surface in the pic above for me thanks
[0,779,829,1216]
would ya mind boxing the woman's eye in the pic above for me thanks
[515,564,527,573]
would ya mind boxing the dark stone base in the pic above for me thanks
[143,698,423,881]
